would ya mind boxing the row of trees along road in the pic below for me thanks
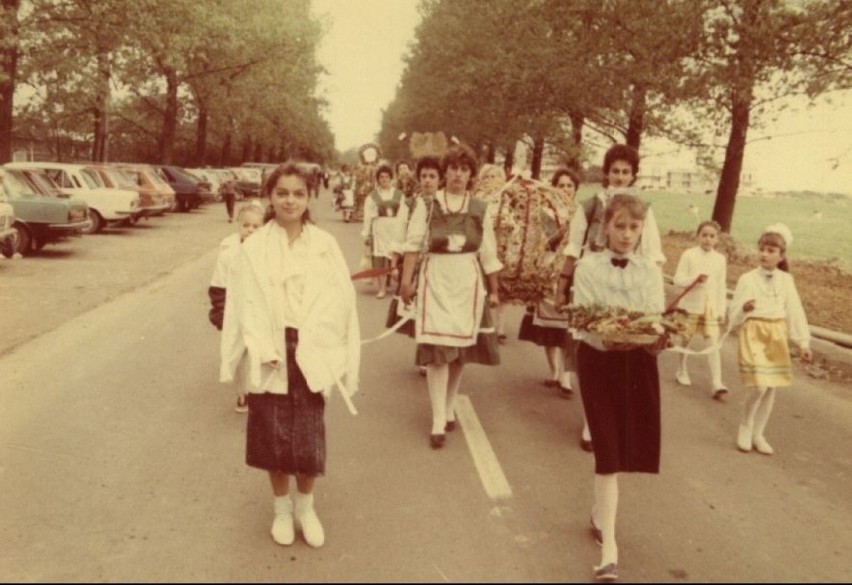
[0,0,334,168]
[379,0,851,232]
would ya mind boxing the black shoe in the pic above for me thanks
[430,433,446,449]
[559,385,574,399]
[580,438,594,452]
[590,516,603,546]
[712,388,729,401]
[593,563,618,582]
[445,420,457,432]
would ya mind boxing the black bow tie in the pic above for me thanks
[611,258,628,269]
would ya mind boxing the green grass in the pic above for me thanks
[575,186,852,267]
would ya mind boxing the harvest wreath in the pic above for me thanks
[560,303,690,346]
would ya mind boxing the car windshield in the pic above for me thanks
[79,169,101,189]
[25,170,62,196]
[106,169,137,189]
[3,170,43,198]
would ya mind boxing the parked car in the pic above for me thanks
[5,162,140,234]
[229,167,262,198]
[0,168,89,256]
[88,164,169,219]
[154,165,214,211]
[0,178,15,258]
[112,163,177,212]
[185,168,223,201]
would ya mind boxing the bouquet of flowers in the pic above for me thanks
[561,303,690,346]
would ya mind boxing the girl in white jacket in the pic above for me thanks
[672,220,728,399]
[220,163,360,548]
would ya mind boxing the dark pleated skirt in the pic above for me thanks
[577,342,660,475]
[517,308,568,347]
[245,349,326,476]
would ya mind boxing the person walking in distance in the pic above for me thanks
[221,173,238,223]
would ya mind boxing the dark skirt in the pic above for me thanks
[371,255,391,270]
[517,308,568,347]
[415,303,500,366]
[245,349,326,476]
[577,342,660,475]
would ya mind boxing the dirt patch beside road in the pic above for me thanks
[0,205,235,357]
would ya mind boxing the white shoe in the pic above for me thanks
[675,370,692,386]
[753,435,774,455]
[271,496,294,546]
[294,492,325,548]
[736,424,753,452]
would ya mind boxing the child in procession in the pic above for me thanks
[572,194,666,582]
[731,223,812,455]
[672,220,729,399]
[555,144,665,452]
[220,164,360,549]
[209,202,265,412]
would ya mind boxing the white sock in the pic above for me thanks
[427,364,449,434]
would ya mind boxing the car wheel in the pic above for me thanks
[83,209,104,234]
[12,224,32,256]
[1,237,14,258]
[180,200,191,212]
[33,238,46,251]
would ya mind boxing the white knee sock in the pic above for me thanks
[705,336,724,389]
[446,362,463,423]
[753,388,776,451]
[427,364,449,434]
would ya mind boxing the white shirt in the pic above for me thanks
[572,249,665,350]
[672,246,727,316]
[731,268,810,347]
[562,188,666,265]
[210,232,241,288]
[270,223,309,329]
[402,191,503,275]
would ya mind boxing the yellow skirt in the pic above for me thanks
[684,302,720,340]
[738,319,792,388]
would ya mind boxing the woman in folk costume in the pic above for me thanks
[476,163,510,343]
[518,167,579,394]
[361,164,406,299]
[399,144,503,449]
[220,163,360,549]
[731,223,812,455]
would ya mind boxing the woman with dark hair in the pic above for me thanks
[221,163,360,549]
[399,144,502,448]
[362,163,406,298]
[518,167,580,394]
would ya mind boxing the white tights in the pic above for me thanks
[742,386,777,441]
[678,334,724,389]
[593,474,619,566]
[426,362,464,434]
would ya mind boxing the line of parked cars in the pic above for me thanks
[0,162,266,257]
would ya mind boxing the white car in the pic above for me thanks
[185,168,222,200]
[5,162,140,234]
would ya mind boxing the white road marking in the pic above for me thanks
[455,394,513,500]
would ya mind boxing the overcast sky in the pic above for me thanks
[311,1,852,194]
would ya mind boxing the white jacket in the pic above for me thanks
[219,222,360,398]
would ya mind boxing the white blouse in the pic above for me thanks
[269,223,309,329]
[572,249,665,350]
[562,188,666,265]
[402,191,503,275]
[731,268,810,347]
[672,246,727,316]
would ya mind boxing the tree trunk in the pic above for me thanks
[502,142,515,175]
[194,100,208,167]
[530,134,545,180]
[712,89,752,233]
[240,135,252,162]
[220,116,234,166]
[486,142,496,164]
[158,66,179,164]
[91,52,111,162]
[253,139,262,162]
[567,111,584,171]
[0,0,21,164]
[625,83,647,151]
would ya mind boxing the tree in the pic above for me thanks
[689,0,852,232]
[0,0,21,163]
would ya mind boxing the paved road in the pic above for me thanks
[1,192,850,582]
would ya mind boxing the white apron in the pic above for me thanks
[415,252,486,347]
[371,215,404,259]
